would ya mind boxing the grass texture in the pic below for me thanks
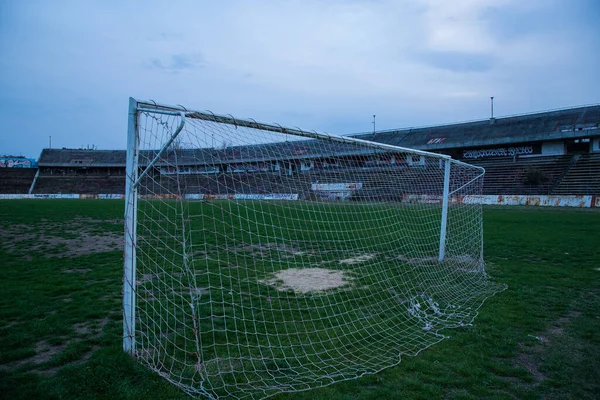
[0,200,598,399]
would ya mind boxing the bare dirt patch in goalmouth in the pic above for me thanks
[339,254,376,265]
[262,268,351,294]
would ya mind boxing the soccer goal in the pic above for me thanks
[123,98,504,399]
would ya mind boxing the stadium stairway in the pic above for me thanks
[552,153,600,195]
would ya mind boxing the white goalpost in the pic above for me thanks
[123,98,504,399]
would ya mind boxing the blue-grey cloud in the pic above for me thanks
[0,0,598,158]
[419,51,495,73]
[147,32,183,42]
[148,53,205,73]
[480,0,600,43]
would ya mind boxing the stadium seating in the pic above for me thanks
[0,169,37,194]
[136,167,421,201]
[20,104,600,197]
[32,174,125,194]
[16,150,600,197]
[465,155,573,195]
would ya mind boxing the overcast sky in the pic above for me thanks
[1,0,599,158]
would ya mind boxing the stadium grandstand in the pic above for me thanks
[2,104,599,197]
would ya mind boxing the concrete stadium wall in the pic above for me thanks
[403,194,599,208]
[0,193,298,201]
[1,193,599,207]
[462,194,595,207]
[0,194,123,199]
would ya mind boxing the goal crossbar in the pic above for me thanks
[134,99,483,172]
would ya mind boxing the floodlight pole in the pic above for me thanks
[373,115,376,134]
[123,97,139,355]
[438,159,451,262]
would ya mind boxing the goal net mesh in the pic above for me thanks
[125,102,505,399]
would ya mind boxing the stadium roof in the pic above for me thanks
[353,104,600,152]
[38,142,370,168]
[38,104,600,167]
[38,149,126,167]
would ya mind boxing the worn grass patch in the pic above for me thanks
[0,200,599,399]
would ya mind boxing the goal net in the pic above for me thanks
[123,98,505,399]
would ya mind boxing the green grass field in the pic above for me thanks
[1,200,599,399]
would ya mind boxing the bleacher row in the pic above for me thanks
[1,153,600,196]
[136,165,451,202]
[467,153,600,195]
[0,169,38,194]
